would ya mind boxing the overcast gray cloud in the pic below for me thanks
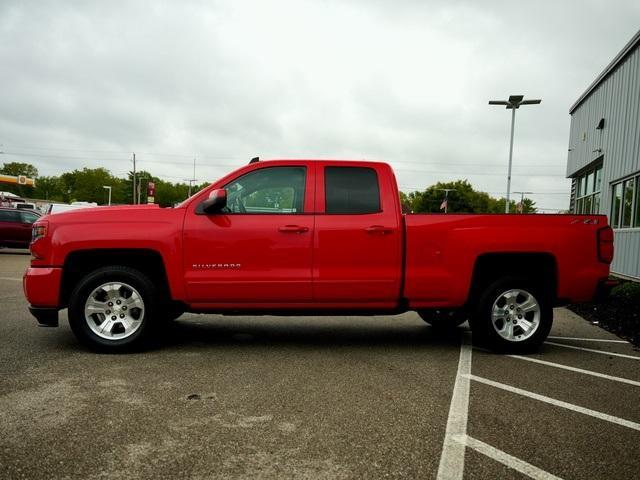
[1,0,639,210]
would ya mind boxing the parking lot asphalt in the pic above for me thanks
[1,250,639,479]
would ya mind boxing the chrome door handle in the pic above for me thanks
[365,225,393,234]
[278,225,309,233]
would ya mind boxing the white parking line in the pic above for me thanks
[466,374,640,431]
[453,435,563,480]
[545,341,640,360]
[436,331,472,480]
[0,277,22,282]
[507,355,640,387]
[547,336,628,344]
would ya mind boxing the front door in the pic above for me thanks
[183,164,314,304]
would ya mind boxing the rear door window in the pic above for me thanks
[325,167,381,214]
[20,212,39,224]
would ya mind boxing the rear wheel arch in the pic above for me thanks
[467,252,558,308]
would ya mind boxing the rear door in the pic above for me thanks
[313,164,403,306]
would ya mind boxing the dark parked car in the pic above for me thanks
[0,207,41,248]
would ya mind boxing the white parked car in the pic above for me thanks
[46,202,98,215]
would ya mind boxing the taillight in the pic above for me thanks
[32,221,48,243]
[597,226,614,264]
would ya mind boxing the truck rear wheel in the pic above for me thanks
[470,277,553,352]
[68,266,158,352]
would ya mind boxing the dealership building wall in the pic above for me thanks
[567,29,640,280]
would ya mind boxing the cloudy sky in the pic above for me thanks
[1,0,639,210]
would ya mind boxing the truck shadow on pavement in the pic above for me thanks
[149,316,465,351]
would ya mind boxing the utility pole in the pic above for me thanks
[184,178,195,197]
[438,188,456,214]
[132,152,136,204]
[513,191,533,213]
[488,95,541,213]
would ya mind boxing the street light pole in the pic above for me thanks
[132,152,136,205]
[506,107,516,213]
[489,95,541,213]
[102,185,112,206]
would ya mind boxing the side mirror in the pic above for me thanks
[199,189,227,214]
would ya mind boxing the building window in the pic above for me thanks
[574,164,602,214]
[611,183,622,228]
[610,172,640,229]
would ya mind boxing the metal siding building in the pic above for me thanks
[567,30,640,280]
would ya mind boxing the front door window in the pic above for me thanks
[224,167,306,214]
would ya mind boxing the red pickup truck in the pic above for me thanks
[24,159,614,352]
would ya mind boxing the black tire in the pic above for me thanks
[470,276,553,353]
[418,309,468,329]
[68,266,159,352]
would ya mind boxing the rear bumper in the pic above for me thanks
[23,267,63,308]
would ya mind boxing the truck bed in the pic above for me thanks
[403,213,610,309]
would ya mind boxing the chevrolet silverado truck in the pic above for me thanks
[24,159,614,352]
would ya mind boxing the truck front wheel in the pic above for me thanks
[68,266,158,352]
[470,277,553,352]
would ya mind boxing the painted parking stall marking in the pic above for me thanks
[466,374,640,431]
[453,435,563,480]
[506,354,640,387]
[437,332,472,480]
[545,341,640,360]
[546,336,629,344]
[437,332,565,480]
[437,324,640,479]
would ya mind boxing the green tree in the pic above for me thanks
[403,180,536,214]
[32,176,64,201]
[0,162,38,178]
[59,168,117,204]
[153,178,191,207]
[0,161,214,207]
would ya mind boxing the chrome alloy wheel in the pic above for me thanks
[84,282,145,340]
[490,289,541,342]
